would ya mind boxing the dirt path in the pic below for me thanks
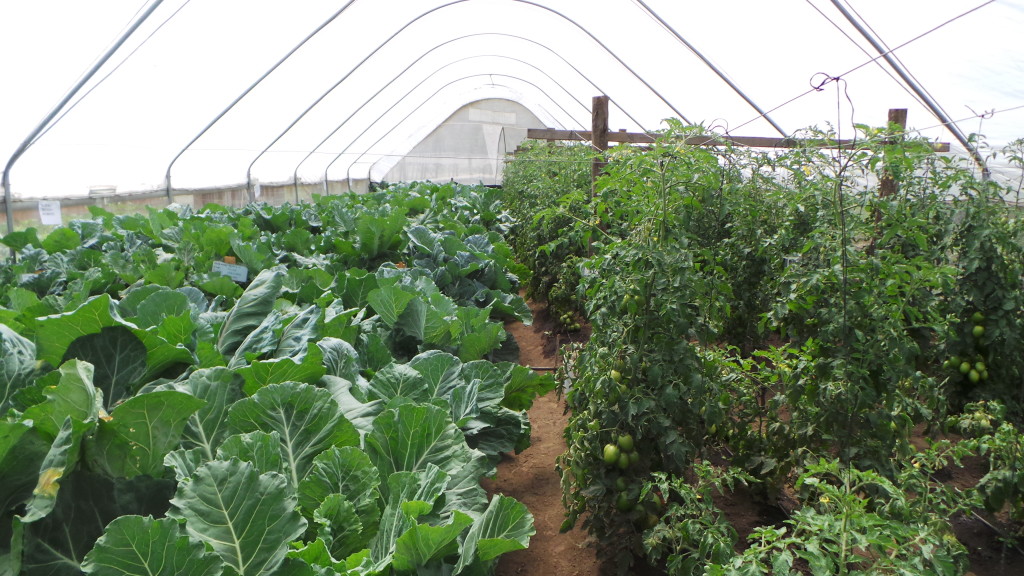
[481,304,600,576]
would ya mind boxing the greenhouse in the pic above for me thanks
[2,1,1024,575]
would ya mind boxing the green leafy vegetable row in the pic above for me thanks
[0,182,554,575]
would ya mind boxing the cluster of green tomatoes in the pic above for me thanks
[942,311,989,384]
[558,311,581,332]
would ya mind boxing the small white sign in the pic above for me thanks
[38,200,62,226]
[212,260,249,283]
[252,178,261,198]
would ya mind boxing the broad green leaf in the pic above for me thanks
[21,359,102,441]
[367,286,414,327]
[0,324,36,411]
[41,228,81,254]
[0,421,49,514]
[228,383,359,488]
[216,267,284,356]
[369,467,450,571]
[17,472,125,576]
[180,367,245,460]
[217,431,283,476]
[500,363,556,411]
[408,351,463,398]
[227,310,284,369]
[365,403,490,516]
[317,338,361,382]
[393,511,473,573]
[314,494,367,562]
[134,289,192,329]
[456,322,504,361]
[164,448,207,482]
[365,363,428,403]
[33,295,193,397]
[298,446,381,534]
[86,390,205,478]
[275,305,322,359]
[62,326,147,408]
[82,515,223,576]
[1,227,42,251]
[33,294,120,368]
[454,495,534,574]
[168,459,306,576]
[236,343,327,396]
[20,418,81,523]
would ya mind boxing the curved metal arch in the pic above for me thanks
[290,51,593,196]
[341,74,579,190]
[289,31,651,198]
[163,0,358,198]
[246,0,684,199]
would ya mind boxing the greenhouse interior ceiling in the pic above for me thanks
[2,0,1023,207]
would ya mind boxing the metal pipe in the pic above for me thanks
[250,0,655,196]
[343,74,576,189]
[829,0,988,178]
[163,0,358,202]
[3,0,166,237]
[291,51,592,196]
[290,31,649,199]
[631,0,787,137]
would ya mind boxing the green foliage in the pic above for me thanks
[0,182,552,575]
[505,121,1024,573]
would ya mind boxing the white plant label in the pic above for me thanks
[38,200,63,225]
[212,260,249,283]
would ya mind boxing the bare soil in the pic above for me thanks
[481,302,600,576]
[485,300,1023,576]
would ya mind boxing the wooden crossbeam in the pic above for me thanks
[526,128,951,152]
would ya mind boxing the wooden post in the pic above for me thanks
[591,95,609,188]
[870,108,907,254]
[879,108,908,200]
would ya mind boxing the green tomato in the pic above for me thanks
[615,476,628,491]
[960,361,972,375]
[982,369,990,380]
[617,434,635,453]
[603,444,621,466]
[949,355,961,367]
[973,325,985,338]
[615,491,634,512]
[617,452,631,470]
[610,369,622,383]
[975,361,986,373]
[971,311,985,324]
[628,451,640,465]
[969,369,981,384]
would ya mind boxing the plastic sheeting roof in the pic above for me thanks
[2,0,1023,198]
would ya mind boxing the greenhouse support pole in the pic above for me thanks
[3,0,166,237]
[829,0,988,179]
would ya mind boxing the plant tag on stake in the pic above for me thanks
[38,200,63,226]
[212,260,248,283]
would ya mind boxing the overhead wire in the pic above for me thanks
[31,0,193,146]
[731,0,997,134]
[802,0,931,114]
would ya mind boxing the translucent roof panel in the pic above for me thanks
[2,0,1022,199]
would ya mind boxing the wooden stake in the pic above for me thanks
[591,95,610,187]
